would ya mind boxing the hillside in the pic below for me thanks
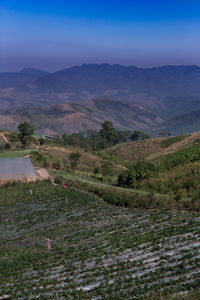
[106,131,200,162]
[156,108,200,136]
[1,64,200,135]
[0,98,164,135]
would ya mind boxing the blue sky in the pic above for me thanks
[1,0,200,71]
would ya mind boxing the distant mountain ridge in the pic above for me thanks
[0,68,49,89]
[1,63,200,135]
[1,63,200,103]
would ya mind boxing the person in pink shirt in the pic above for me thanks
[47,238,52,251]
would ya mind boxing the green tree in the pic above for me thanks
[118,161,156,188]
[130,130,150,142]
[99,121,118,145]
[18,122,34,147]
[116,130,132,143]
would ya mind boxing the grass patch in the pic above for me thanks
[0,149,33,159]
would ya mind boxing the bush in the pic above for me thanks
[101,161,113,176]
[9,133,20,142]
[0,143,11,151]
[39,138,45,145]
[118,169,137,188]
[69,152,81,169]
[93,166,100,174]
[54,175,65,184]
[118,161,156,188]
[31,151,46,162]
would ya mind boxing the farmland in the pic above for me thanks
[0,181,200,299]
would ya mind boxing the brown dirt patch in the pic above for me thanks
[36,167,51,180]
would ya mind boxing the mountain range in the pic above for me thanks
[1,64,200,135]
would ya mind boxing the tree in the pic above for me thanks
[99,121,118,145]
[118,161,156,188]
[116,130,132,143]
[130,130,150,142]
[18,122,34,147]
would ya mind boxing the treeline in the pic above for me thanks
[60,121,150,151]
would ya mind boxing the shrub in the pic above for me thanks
[93,166,100,174]
[0,143,11,151]
[69,152,81,169]
[101,161,113,176]
[118,161,156,187]
[54,175,65,184]
[39,138,45,145]
[8,132,20,142]
[31,151,47,165]
[118,169,137,188]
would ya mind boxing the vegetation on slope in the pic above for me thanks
[161,135,188,148]
[2,122,200,211]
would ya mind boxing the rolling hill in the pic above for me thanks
[0,98,164,135]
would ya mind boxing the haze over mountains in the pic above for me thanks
[1,63,200,135]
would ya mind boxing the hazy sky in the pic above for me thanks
[1,0,200,72]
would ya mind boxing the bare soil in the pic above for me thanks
[36,167,51,180]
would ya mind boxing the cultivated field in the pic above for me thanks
[0,182,200,299]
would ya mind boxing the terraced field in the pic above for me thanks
[0,182,200,299]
